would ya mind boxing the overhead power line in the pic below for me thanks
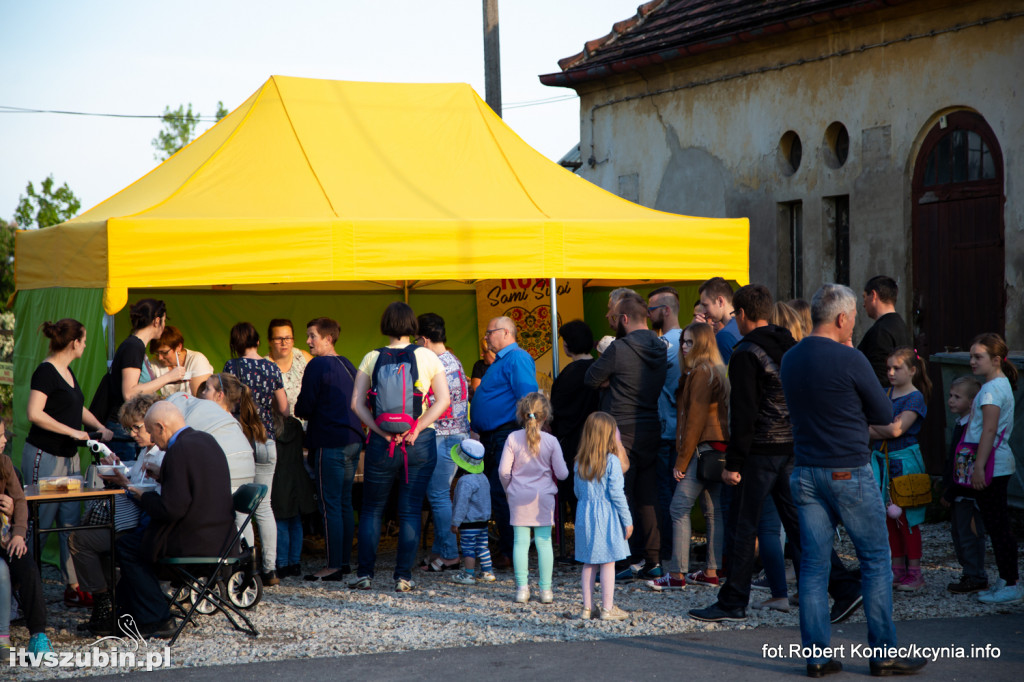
[0,105,221,121]
[0,92,579,120]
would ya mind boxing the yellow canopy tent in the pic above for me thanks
[15,76,748,313]
[11,76,748,462]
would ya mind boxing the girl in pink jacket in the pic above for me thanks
[499,392,568,605]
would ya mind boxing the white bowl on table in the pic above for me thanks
[95,464,130,477]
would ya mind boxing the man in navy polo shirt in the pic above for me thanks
[781,284,926,678]
[470,316,538,565]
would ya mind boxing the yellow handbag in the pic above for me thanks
[889,473,932,508]
[884,442,932,508]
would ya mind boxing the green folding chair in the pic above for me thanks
[159,483,267,646]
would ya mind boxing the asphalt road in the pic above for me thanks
[86,612,1024,681]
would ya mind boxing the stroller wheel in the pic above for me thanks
[188,577,225,615]
[227,570,263,609]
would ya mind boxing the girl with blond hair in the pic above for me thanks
[771,301,807,342]
[499,392,569,604]
[574,412,633,620]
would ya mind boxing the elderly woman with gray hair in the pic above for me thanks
[201,373,277,586]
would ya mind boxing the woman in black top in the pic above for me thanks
[102,299,185,462]
[468,335,495,399]
[24,319,112,608]
[550,320,600,521]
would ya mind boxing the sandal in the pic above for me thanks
[420,558,458,572]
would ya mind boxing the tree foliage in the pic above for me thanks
[152,103,200,161]
[14,175,82,230]
[152,101,229,161]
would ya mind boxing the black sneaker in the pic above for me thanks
[636,564,664,581]
[611,561,643,583]
[688,603,747,622]
[947,576,988,594]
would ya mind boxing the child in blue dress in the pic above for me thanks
[574,412,633,621]
[869,348,930,591]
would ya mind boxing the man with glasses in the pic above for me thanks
[470,316,538,567]
[647,286,682,569]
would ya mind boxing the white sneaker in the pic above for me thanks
[978,582,1023,604]
[600,605,629,621]
[976,577,1007,600]
[514,586,530,603]
[452,571,476,585]
[478,572,497,583]
[539,589,554,604]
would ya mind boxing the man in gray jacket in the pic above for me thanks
[585,292,667,580]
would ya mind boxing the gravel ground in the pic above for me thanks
[8,521,1023,678]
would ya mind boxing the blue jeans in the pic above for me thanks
[790,464,896,665]
[276,516,303,568]
[758,496,788,599]
[315,443,361,569]
[357,431,436,581]
[429,433,466,560]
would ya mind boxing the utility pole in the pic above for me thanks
[482,0,502,117]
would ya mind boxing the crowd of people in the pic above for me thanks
[0,276,1018,677]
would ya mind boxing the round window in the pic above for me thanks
[823,122,849,169]
[779,131,802,175]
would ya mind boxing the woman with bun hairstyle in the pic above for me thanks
[24,319,113,608]
[102,299,186,461]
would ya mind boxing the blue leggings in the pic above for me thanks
[513,526,553,590]
[458,527,492,573]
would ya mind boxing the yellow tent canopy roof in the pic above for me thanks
[15,76,748,313]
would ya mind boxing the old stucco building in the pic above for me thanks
[542,0,1023,356]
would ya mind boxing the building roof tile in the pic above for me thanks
[543,0,911,87]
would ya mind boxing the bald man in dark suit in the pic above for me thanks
[116,401,236,637]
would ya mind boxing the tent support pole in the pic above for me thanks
[550,276,567,561]
[549,277,559,380]
[403,281,409,304]
[104,313,116,367]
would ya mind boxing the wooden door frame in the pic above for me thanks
[909,110,1005,474]
[911,110,1006,344]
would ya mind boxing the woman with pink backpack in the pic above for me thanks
[347,302,451,593]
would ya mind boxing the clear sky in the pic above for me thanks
[0,0,631,221]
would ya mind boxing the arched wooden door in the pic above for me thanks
[911,111,1004,473]
[912,111,1005,354]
